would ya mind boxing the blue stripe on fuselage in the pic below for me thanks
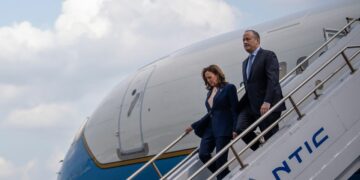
[58,136,186,180]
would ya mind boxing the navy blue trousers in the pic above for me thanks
[199,135,231,180]
[236,106,281,151]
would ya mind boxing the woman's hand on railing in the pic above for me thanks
[185,126,193,134]
[232,132,238,139]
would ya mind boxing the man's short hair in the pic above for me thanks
[245,29,260,42]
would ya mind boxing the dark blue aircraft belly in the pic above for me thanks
[58,136,186,180]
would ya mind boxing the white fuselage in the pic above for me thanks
[80,0,360,167]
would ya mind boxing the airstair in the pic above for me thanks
[128,18,360,180]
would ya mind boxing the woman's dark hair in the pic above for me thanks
[202,64,227,90]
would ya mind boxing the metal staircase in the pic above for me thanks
[127,17,360,180]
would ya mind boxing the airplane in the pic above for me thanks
[58,0,360,179]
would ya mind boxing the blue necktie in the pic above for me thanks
[246,54,254,79]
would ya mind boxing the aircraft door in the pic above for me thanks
[117,66,154,160]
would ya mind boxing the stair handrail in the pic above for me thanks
[237,17,360,95]
[127,17,360,180]
[158,17,360,180]
[127,131,190,179]
[189,45,360,180]
[206,45,360,180]
[160,147,199,179]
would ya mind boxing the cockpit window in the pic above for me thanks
[127,92,140,117]
[131,89,136,96]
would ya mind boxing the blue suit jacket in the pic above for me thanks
[238,48,286,115]
[192,83,238,138]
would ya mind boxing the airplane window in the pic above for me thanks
[315,80,324,90]
[131,89,136,96]
[319,51,326,57]
[296,56,308,75]
[279,62,287,79]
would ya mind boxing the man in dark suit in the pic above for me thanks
[234,30,286,151]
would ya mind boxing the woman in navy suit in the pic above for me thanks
[185,64,238,180]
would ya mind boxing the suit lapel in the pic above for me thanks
[212,86,223,109]
[243,60,248,84]
[205,90,211,110]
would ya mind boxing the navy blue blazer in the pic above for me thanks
[238,48,286,115]
[192,83,238,138]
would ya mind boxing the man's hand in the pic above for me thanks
[260,102,271,115]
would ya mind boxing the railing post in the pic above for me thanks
[161,148,199,180]
[346,17,353,23]
[313,90,320,100]
[229,145,248,169]
[289,96,304,120]
[341,52,356,73]
[151,162,162,178]
[127,132,188,180]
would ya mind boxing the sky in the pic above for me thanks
[0,0,339,179]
